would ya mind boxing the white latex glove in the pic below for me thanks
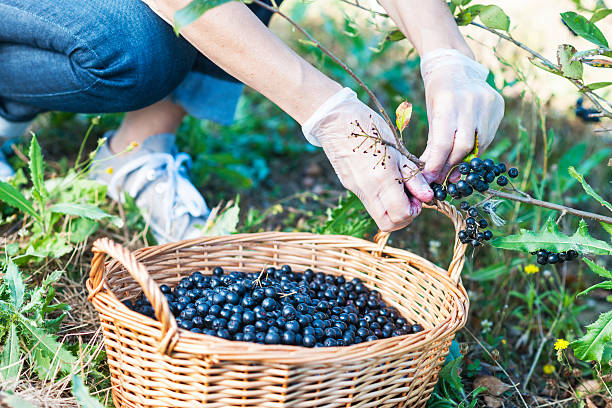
[419,49,504,183]
[303,88,433,232]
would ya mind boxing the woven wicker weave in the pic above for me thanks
[87,200,468,408]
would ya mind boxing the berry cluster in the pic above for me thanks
[124,266,423,348]
[431,158,518,201]
[457,202,493,247]
[531,249,580,265]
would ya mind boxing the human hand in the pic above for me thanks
[419,49,504,183]
[302,88,433,232]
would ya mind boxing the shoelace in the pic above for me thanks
[108,152,207,235]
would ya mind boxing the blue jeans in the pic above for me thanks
[0,0,272,124]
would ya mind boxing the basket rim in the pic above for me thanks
[88,231,469,364]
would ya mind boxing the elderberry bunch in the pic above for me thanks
[531,249,579,265]
[456,202,493,247]
[124,266,423,348]
[430,158,518,201]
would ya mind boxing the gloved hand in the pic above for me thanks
[419,49,504,183]
[302,88,433,232]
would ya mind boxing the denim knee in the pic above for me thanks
[75,1,198,111]
[0,0,197,114]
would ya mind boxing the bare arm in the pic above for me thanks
[143,0,342,124]
[377,0,474,58]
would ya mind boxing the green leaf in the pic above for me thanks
[0,324,21,382]
[571,310,612,363]
[577,258,612,297]
[4,258,24,309]
[528,57,563,76]
[173,0,233,34]
[203,201,240,236]
[28,135,46,201]
[583,258,612,280]
[386,29,405,42]
[557,44,584,80]
[72,375,105,408]
[561,11,609,47]
[21,270,63,317]
[0,391,38,408]
[49,203,123,228]
[590,8,612,23]
[19,321,76,375]
[317,193,376,238]
[577,280,612,297]
[601,222,612,239]
[584,81,612,90]
[568,166,612,214]
[490,218,612,255]
[478,5,510,31]
[0,181,41,222]
[69,218,99,244]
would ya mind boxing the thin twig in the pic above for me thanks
[249,0,424,168]
[338,0,389,18]
[594,127,612,133]
[486,189,612,225]
[468,21,612,119]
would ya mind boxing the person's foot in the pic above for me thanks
[90,132,210,244]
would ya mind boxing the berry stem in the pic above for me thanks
[248,0,424,169]
[486,188,612,225]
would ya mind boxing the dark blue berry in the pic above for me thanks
[458,162,471,175]
[496,175,508,186]
[469,158,484,171]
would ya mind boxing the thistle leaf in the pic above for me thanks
[571,310,612,363]
[568,166,612,213]
[0,324,21,382]
[490,218,612,255]
[28,135,46,200]
[4,259,24,309]
[72,375,105,408]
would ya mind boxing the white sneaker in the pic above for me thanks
[90,132,210,244]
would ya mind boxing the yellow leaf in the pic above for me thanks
[395,101,412,133]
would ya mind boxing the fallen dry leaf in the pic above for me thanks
[483,395,503,408]
[473,375,511,396]
[576,379,603,395]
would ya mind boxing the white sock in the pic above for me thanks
[0,115,33,139]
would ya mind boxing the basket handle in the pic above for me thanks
[88,238,179,355]
[373,200,467,285]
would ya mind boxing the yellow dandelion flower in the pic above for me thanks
[524,264,540,274]
[501,339,507,345]
[554,339,569,351]
[126,141,139,152]
[543,364,556,375]
[105,167,114,175]
[130,142,139,148]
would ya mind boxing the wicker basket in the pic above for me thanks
[87,201,468,408]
